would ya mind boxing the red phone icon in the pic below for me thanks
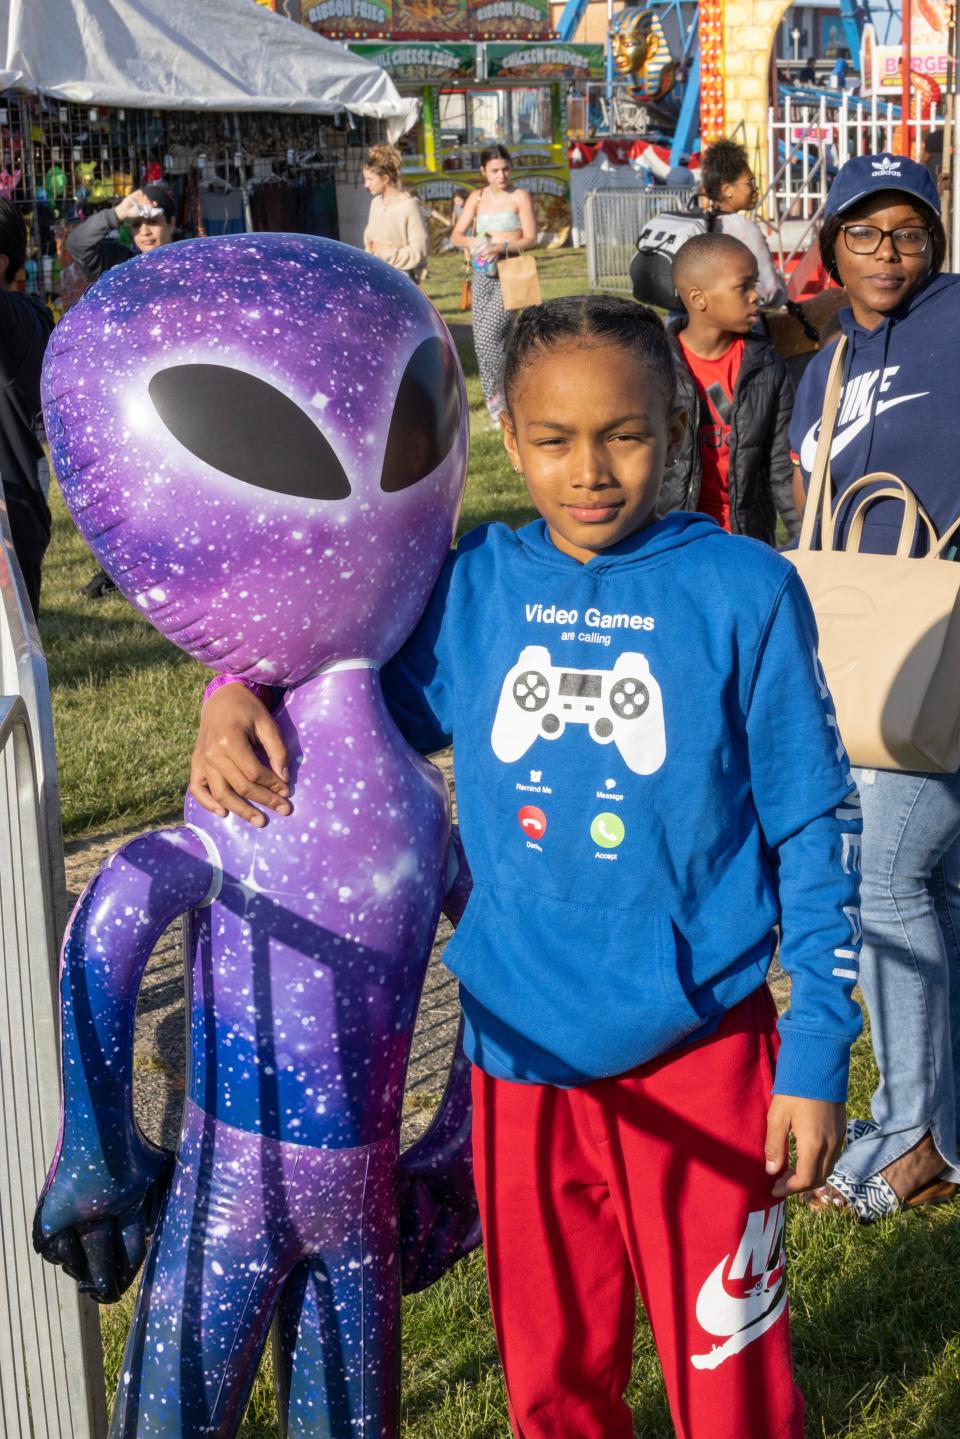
[518,805,547,839]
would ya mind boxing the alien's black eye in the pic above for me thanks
[148,364,350,500]
[381,337,461,493]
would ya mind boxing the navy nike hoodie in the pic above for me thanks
[383,513,863,1102]
[790,272,960,554]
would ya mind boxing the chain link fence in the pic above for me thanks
[585,187,695,294]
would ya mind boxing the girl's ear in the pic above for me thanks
[500,411,522,472]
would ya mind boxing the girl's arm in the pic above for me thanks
[450,191,481,251]
[190,682,291,826]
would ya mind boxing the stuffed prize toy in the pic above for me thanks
[35,234,478,1438]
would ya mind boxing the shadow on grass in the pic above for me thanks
[792,1202,960,1436]
[41,605,191,687]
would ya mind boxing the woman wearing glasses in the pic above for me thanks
[790,154,960,1222]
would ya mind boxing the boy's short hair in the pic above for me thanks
[503,294,675,410]
[0,199,27,283]
[671,232,756,302]
[701,140,751,202]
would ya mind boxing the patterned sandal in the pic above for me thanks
[806,1167,958,1224]
[845,1117,880,1145]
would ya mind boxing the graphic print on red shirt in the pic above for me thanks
[678,335,745,531]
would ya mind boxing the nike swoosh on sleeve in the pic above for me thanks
[799,390,931,473]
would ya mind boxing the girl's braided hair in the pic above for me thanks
[502,295,675,411]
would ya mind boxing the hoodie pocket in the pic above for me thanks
[443,884,705,1079]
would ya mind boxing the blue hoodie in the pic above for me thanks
[383,513,862,1102]
[790,272,960,554]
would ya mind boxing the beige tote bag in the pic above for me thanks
[786,337,960,772]
[498,253,541,311]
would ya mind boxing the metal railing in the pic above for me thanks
[0,497,107,1437]
[765,91,943,223]
[585,186,696,293]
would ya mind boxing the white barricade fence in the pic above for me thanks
[766,91,943,223]
[0,497,107,1437]
[585,187,696,293]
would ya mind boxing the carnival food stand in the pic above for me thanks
[300,0,600,244]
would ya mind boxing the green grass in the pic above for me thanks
[44,248,960,1435]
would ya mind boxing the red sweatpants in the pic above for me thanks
[471,987,805,1439]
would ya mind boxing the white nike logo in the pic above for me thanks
[689,1204,789,1371]
[691,1282,788,1371]
[799,390,929,473]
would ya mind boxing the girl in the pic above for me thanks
[701,139,787,309]
[450,144,536,424]
[362,144,429,283]
[191,296,861,1439]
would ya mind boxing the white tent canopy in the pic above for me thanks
[0,0,417,138]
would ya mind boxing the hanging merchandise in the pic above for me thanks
[4,92,396,312]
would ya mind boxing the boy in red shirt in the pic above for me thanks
[661,233,799,546]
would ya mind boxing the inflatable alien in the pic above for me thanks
[35,234,479,1437]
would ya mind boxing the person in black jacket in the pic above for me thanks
[67,184,176,596]
[66,183,176,284]
[659,232,799,547]
[0,200,54,618]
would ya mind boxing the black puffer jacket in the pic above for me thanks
[660,321,800,546]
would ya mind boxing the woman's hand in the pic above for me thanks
[189,683,292,828]
[764,1095,845,1197]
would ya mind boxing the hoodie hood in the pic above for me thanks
[512,511,722,572]
[790,271,960,554]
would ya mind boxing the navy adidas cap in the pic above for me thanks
[823,152,940,219]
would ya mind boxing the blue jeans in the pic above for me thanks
[836,767,960,1185]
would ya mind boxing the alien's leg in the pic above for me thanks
[273,1137,401,1439]
[109,1099,302,1439]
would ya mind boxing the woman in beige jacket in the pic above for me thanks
[362,145,429,283]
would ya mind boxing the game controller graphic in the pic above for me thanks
[491,645,666,774]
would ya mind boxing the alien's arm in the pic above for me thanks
[34,824,219,1301]
[399,824,480,1293]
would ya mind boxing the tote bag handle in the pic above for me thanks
[798,336,847,553]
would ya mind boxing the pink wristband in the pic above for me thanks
[202,674,272,706]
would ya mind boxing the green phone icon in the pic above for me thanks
[590,812,625,849]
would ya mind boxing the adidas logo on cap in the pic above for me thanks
[870,156,902,177]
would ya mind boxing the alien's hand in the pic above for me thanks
[33,1130,174,1303]
[190,679,291,827]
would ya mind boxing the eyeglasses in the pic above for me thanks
[840,223,931,256]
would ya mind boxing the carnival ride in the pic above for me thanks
[560,0,919,168]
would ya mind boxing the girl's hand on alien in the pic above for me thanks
[189,683,292,827]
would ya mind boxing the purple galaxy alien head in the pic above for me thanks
[42,235,468,684]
